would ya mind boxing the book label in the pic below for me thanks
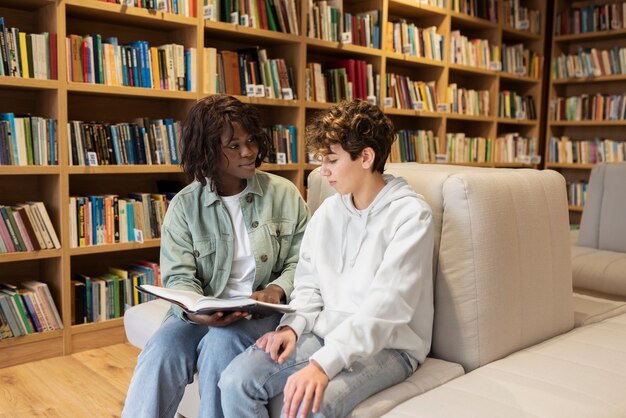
[281,88,294,100]
[276,152,287,164]
[515,66,526,75]
[246,84,256,96]
[254,85,265,97]
[437,103,449,113]
[204,4,215,20]
[366,96,377,106]
[230,11,239,24]
[415,101,425,112]
[383,97,393,108]
[435,153,449,163]
[490,61,501,71]
[612,20,621,30]
[575,69,584,78]
[517,20,530,30]
[402,44,412,54]
[531,155,542,164]
[87,152,98,166]
[515,111,526,119]
[241,14,250,27]
[134,228,144,244]
[341,32,352,44]
[516,155,532,164]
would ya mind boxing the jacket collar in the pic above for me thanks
[202,171,264,206]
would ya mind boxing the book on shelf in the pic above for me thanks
[390,129,440,163]
[386,22,443,61]
[548,136,626,164]
[0,17,56,80]
[447,84,490,116]
[452,0,498,23]
[101,0,197,17]
[0,201,60,254]
[306,60,378,103]
[264,124,297,164]
[555,2,626,35]
[502,0,541,34]
[550,94,626,121]
[0,281,62,339]
[137,284,296,315]
[204,0,299,35]
[450,31,499,70]
[501,43,543,79]
[0,113,57,166]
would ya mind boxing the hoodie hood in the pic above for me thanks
[336,174,418,271]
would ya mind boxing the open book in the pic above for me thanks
[136,284,295,315]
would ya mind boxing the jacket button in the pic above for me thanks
[251,221,259,228]
[246,194,253,203]
[193,250,200,257]
[260,254,268,262]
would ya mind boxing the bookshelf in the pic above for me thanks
[545,0,626,224]
[0,0,549,368]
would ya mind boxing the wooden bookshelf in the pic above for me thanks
[545,0,626,224]
[0,0,550,368]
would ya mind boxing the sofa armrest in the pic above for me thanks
[124,299,171,349]
[572,246,626,299]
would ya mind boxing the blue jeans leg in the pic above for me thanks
[197,314,281,418]
[219,333,414,418]
[122,316,210,418]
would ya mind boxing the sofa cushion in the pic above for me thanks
[578,163,626,252]
[124,299,171,349]
[572,292,626,327]
[572,245,626,298]
[383,313,626,417]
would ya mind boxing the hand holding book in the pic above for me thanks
[136,284,295,316]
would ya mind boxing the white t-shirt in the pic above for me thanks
[220,190,256,299]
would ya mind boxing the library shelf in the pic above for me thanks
[0,249,62,264]
[68,239,162,256]
[0,166,61,175]
[67,82,198,99]
[66,165,183,174]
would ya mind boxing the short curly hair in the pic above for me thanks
[180,95,269,189]
[306,100,395,173]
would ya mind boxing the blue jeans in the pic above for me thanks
[122,314,281,418]
[219,333,414,418]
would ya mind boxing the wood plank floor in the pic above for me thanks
[0,343,140,418]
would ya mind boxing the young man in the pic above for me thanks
[219,99,435,418]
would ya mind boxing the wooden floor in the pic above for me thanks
[0,343,140,418]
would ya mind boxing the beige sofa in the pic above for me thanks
[124,163,626,417]
[571,163,626,300]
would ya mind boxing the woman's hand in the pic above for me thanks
[256,326,297,363]
[282,361,329,418]
[250,284,285,318]
[251,284,284,304]
[186,311,245,327]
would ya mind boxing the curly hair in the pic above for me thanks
[180,95,269,189]
[306,100,395,173]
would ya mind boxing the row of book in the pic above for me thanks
[567,181,588,208]
[555,2,626,35]
[0,18,57,80]
[306,4,380,48]
[385,76,437,112]
[305,60,377,103]
[452,0,498,23]
[0,281,63,339]
[547,137,626,164]
[498,91,536,120]
[66,34,196,92]
[72,261,161,325]
[264,125,297,164]
[492,133,539,164]
[502,0,541,34]
[204,0,299,35]
[69,193,173,248]
[501,44,543,79]
[389,130,539,165]
[0,113,57,166]
[100,0,197,17]
[205,47,296,100]
[450,31,499,70]
[552,47,626,80]
[550,94,626,122]
[68,118,181,166]
[385,22,443,62]
[390,129,440,164]
[447,85,489,117]
[0,202,61,254]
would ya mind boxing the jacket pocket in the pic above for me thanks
[193,238,216,280]
[267,221,297,268]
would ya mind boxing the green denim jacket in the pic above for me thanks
[160,171,309,321]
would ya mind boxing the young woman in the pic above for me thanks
[122,95,309,418]
[219,99,435,418]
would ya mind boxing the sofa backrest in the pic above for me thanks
[578,163,626,253]
[307,163,574,372]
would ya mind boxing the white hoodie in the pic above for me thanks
[279,174,435,380]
